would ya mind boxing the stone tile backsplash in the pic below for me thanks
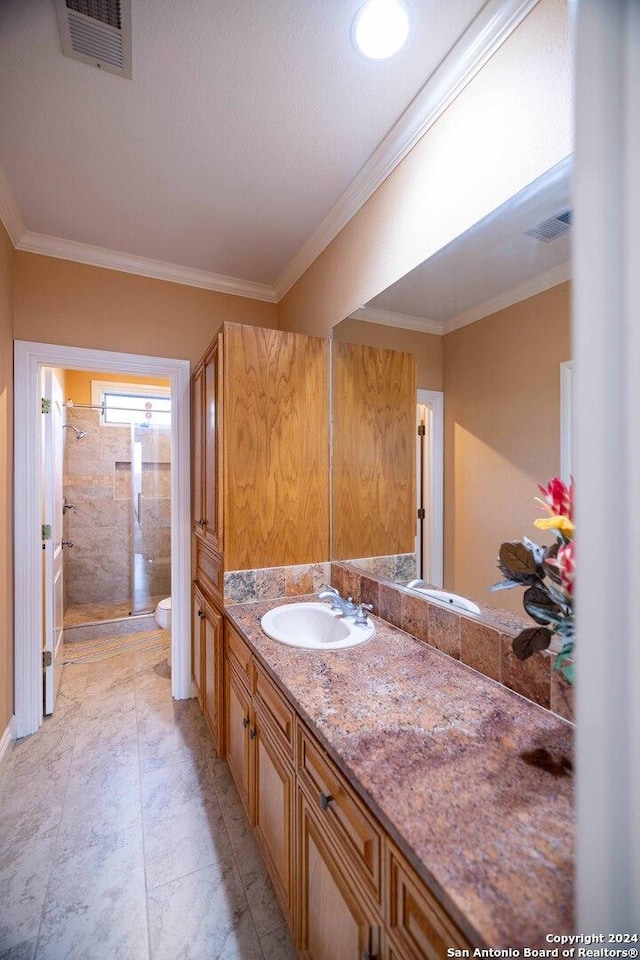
[224,562,331,604]
[330,561,573,723]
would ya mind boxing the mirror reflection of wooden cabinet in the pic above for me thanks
[332,340,416,560]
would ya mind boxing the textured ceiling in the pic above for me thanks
[0,0,488,285]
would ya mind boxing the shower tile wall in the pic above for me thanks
[63,409,131,608]
[134,425,171,603]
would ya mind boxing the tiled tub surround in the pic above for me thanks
[63,409,131,606]
[331,561,574,721]
[224,562,331,604]
[225,595,574,949]
[63,410,171,613]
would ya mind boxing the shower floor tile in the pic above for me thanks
[63,597,167,626]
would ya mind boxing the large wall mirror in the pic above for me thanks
[330,156,572,617]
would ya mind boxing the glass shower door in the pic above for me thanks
[130,422,171,615]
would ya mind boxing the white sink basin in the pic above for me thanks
[407,585,481,615]
[260,602,375,650]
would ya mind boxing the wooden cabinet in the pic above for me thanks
[192,582,223,749]
[225,661,252,814]
[192,340,222,553]
[191,583,204,707]
[386,844,469,960]
[298,788,381,960]
[222,616,474,960]
[224,627,296,926]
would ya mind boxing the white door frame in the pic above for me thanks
[559,360,573,483]
[416,390,443,587]
[14,340,192,738]
[574,0,640,931]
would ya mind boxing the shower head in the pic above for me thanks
[63,425,86,439]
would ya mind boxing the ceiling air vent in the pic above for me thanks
[54,0,132,79]
[525,209,572,243]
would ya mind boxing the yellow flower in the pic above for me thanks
[534,515,575,536]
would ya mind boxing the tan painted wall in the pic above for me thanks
[14,253,279,364]
[0,222,14,733]
[333,318,442,391]
[277,0,572,338]
[443,282,571,612]
[65,370,169,405]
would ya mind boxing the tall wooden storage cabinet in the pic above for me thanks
[191,322,330,749]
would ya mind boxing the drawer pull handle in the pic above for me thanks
[242,717,250,728]
[198,609,205,620]
[319,791,333,811]
[249,728,257,740]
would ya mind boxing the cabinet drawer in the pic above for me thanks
[387,845,470,960]
[254,664,295,761]
[195,541,223,604]
[226,623,254,688]
[298,728,382,905]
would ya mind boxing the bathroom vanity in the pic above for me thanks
[223,595,574,958]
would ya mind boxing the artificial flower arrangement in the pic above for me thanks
[491,477,575,683]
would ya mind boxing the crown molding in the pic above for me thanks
[0,165,26,246]
[15,232,278,303]
[443,260,572,334]
[273,0,541,301]
[350,306,443,336]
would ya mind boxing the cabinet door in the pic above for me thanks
[298,790,380,960]
[192,362,205,536]
[225,664,252,816]
[191,584,204,707]
[203,599,223,750]
[253,710,295,925]
[203,342,221,552]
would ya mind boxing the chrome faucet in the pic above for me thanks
[318,586,357,618]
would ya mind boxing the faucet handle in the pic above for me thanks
[354,602,373,626]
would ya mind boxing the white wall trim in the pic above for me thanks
[417,390,444,588]
[14,341,192,738]
[443,261,572,334]
[0,715,17,769]
[573,0,640,932]
[350,306,443,336]
[273,0,542,300]
[0,164,26,246]
[16,232,278,304]
[559,360,573,482]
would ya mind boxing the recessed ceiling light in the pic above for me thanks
[352,0,411,61]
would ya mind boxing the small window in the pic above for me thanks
[91,380,171,427]
[103,391,171,426]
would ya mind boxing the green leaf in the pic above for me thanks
[490,578,523,592]
[522,537,546,566]
[523,585,563,625]
[543,542,562,583]
[498,542,539,583]
[512,626,553,660]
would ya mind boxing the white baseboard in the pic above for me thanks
[0,715,17,770]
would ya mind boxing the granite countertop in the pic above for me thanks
[225,595,575,948]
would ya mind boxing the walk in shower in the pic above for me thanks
[62,383,171,632]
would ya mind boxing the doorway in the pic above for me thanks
[415,389,443,587]
[14,341,191,738]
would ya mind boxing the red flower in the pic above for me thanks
[537,477,574,521]
[547,541,576,597]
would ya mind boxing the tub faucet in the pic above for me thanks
[318,587,357,618]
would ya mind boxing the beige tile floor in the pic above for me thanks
[0,634,297,960]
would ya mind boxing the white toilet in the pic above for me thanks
[154,597,172,633]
